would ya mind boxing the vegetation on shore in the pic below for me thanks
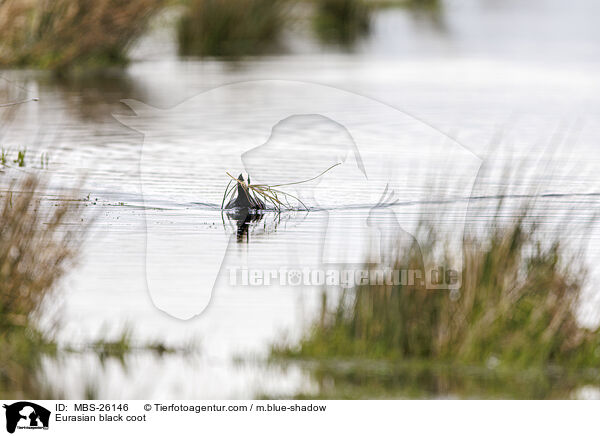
[0,0,446,68]
[312,0,372,45]
[177,0,291,56]
[0,0,165,73]
[0,175,185,398]
[0,175,83,397]
[271,198,600,398]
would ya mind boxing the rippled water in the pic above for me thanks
[2,0,600,398]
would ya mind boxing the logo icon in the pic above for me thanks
[2,402,50,434]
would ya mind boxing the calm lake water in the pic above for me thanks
[2,0,600,398]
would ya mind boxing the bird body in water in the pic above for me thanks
[225,174,265,210]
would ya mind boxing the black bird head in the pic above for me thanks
[236,174,247,197]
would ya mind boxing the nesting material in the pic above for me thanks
[222,163,340,211]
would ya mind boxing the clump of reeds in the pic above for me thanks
[0,175,85,397]
[0,0,164,72]
[177,0,291,56]
[271,197,600,397]
[312,0,371,45]
[0,176,84,325]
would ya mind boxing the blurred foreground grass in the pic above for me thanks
[0,176,82,397]
[271,198,600,398]
[0,175,184,398]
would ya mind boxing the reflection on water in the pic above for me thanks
[404,1,448,35]
[223,209,312,243]
[225,209,265,242]
[268,360,600,399]
[43,72,151,122]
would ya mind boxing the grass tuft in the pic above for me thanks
[177,0,291,57]
[0,148,8,166]
[0,175,85,397]
[13,148,26,167]
[271,197,600,398]
[0,0,165,72]
[312,0,371,45]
